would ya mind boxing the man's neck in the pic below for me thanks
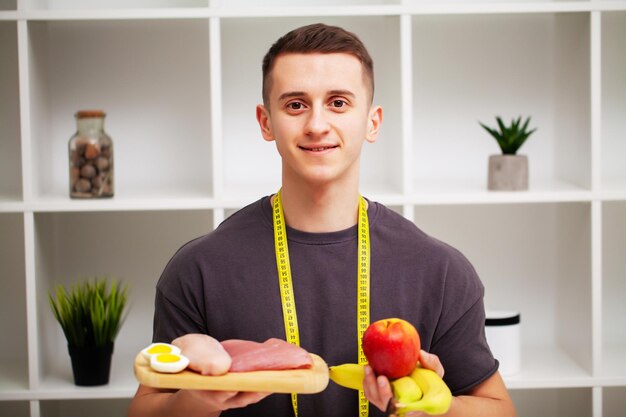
[275,180,362,233]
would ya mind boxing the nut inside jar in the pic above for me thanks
[68,111,114,198]
[69,140,113,197]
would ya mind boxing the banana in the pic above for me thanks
[394,367,452,415]
[390,375,423,405]
[329,363,451,416]
[329,364,422,401]
[329,363,365,390]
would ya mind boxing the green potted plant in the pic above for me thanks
[49,276,128,386]
[479,115,537,191]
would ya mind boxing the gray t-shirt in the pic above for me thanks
[153,196,498,416]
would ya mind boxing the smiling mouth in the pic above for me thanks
[299,145,339,152]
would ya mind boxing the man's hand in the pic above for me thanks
[174,334,271,412]
[173,387,271,413]
[362,349,445,416]
[128,334,270,417]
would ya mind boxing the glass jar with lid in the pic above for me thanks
[68,110,114,198]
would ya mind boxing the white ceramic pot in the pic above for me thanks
[485,311,521,376]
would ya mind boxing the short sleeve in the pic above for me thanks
[429,248,499,395]
[152,242,208,343]
[152,287,206,343]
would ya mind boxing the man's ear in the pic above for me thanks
[365,105,383,143]
[256,104,274,142]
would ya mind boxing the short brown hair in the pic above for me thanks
[261,23,374,105]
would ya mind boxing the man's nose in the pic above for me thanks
[304,105,331,136]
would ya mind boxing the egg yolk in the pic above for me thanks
[148,345,173,355]
[156,354,181,363]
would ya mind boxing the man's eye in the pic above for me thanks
[331,100,346,108]
[288,102,304,110]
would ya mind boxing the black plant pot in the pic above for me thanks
[67,342,114,386]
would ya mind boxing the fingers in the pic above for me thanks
[362,365,393,412]
[213,391,271,410]
[419,350,445,378]
[225,391,271,409]
[203,390,239,408]
[191,390,271,411]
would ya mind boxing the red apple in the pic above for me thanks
[362,318,420,379]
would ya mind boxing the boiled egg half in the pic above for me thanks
[141,343,181,361]
[150,352,190,373]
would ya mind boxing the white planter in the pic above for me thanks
[485,311,521,376]
[488,154,528,191]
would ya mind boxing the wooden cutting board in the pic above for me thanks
[134,353,329,394]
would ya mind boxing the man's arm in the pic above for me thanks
[126,384,269,417]
[127,385,218,417]
[443,371,515,417]
[363,350,516,417]
[126,334,270,417]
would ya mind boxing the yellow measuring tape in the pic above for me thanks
[273,190,370,417]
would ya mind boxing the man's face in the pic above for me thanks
[257,53,382,187]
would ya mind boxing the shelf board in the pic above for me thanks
[0,196,23,213]
[7,179,622,213]
[404,1,626,15]
[0,358,30,400]
[504,345,593,389]
[0,5,399,20]
[1,2,626,21]
[28,189,218,212]
[36,354,138,400]
[4,177,624,212]
[411,177,594,205]
[0,8,212,21]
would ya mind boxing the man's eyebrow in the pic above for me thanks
[278,91,307,101]
[277,89,356,101]
[328,89,355,98]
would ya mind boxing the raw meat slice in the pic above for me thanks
[221,338,313,372]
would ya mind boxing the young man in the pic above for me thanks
[127,24,516,417]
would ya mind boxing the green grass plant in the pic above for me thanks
[479,116,537,155]
[49,276,128,347]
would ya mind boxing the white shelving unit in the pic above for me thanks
[0,1,625,416]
